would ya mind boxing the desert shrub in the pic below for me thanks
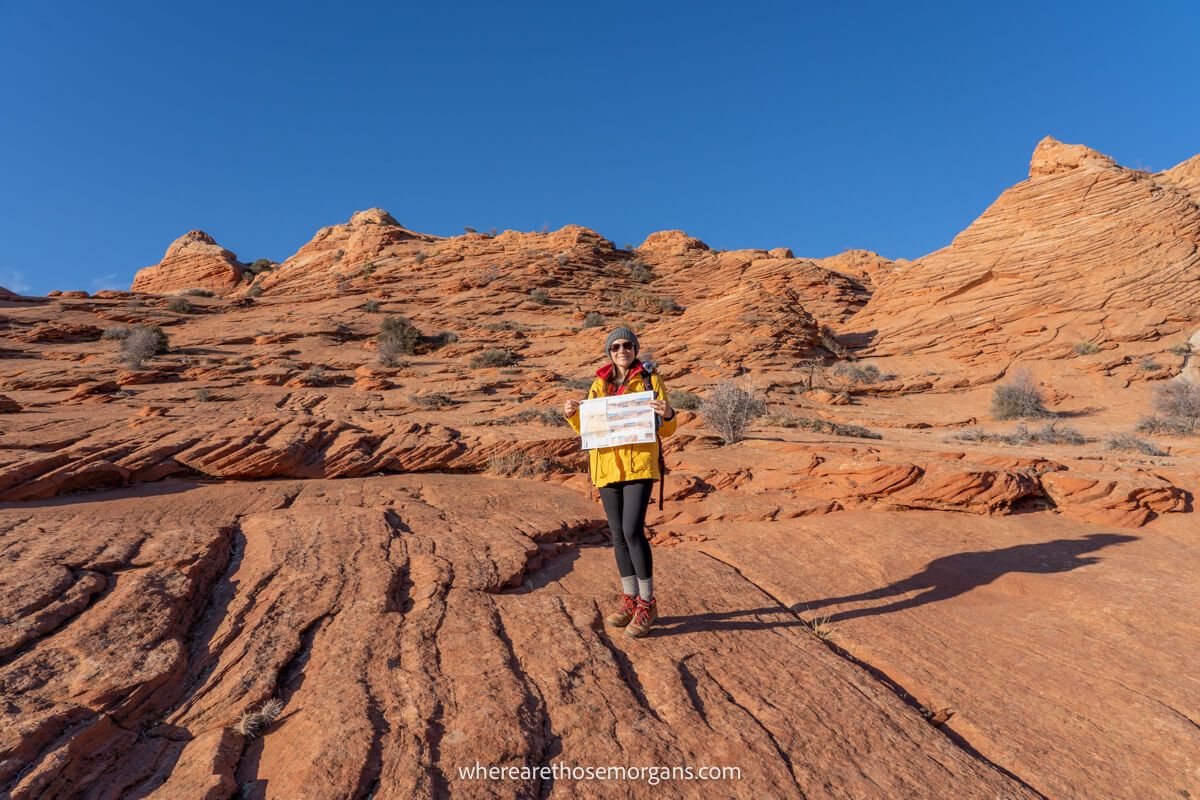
[378,316,420,366]
[819,326,848,358]
[1168,342,1192,356]
[101,326,130,340]
[301,365,327,386]
[413,250,428,264]
[481,408,566,427]
[361,299,380,313]
[234,698,283,739]
[956,422,1086,446]
[990,372,1050,420]
[426,330,458,350]
[555,253,569,266]
[657,296,681,313]
[119,324,169,368]
[482,320,530,332]
[464,226,476,234]
[488,450,555,478]
[628,260,653,283]
[470,348,518,369]
[180,287,214,297]
[1134,415,1193,436]
[833,362,883,385]
[583,311,604,328]
[669,389,702,411]
[1139,358,1161,371]
[701,382,767,444]
[560,376,593,391]
[166,297,193,313]
[1030,422,1087,445]
[767,414,882,440]
[1073,341,1100,355]
[1151,378,1200,432]
[1106,434,1167,456]
[243,259,274,277]
[247,284,264,298]
[360,262,376,278]
[530,288,551,305]
[194,388,212,402]
[412,393,453,409]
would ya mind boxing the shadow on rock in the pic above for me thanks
[797,532,1138,623]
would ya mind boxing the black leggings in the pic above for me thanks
[598,478,654,581]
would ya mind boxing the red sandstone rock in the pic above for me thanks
[131,230,246,295]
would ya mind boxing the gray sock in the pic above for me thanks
[621,575,637,595]
[638,577,654,602]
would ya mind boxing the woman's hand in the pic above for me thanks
[650,398,674,419]
[563,398,580,418]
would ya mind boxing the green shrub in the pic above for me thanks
[470,348,518,369]
[378,317,420,365]
[243,259,274,277]
[360,262,376,278]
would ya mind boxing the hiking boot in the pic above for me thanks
[624,597,658,638]
[605,593,639,627]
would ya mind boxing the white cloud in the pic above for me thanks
[90,272,122,291]
[0,269,33,295]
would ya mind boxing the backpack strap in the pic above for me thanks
[643,364,668,511]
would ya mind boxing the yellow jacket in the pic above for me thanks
[565,360,678,488]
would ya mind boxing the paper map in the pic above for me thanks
[578,390,656,450]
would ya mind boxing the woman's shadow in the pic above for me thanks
[796,532,1138,623]
[655,533,1137,635]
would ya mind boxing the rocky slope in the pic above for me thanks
[845,137,1200,383]
[1,137,1198,798]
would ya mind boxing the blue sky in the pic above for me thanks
[1,0,1197,295]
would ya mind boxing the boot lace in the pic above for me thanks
[631,599,654,627]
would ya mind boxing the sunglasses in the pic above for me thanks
[609,342,635,352]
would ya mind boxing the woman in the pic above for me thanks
[563,327,677,638]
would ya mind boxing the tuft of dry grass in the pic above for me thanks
[233,698,284,739]
[806,613,840,642]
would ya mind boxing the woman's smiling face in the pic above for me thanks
[608,338,636,369]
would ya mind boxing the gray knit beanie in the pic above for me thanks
[603,327,639,357]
